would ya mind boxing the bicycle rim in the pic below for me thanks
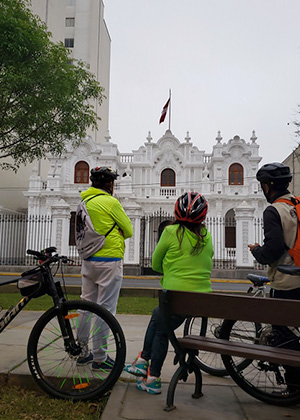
[184,317,228,377]
[27,300,126,401]
[221,320,300,406]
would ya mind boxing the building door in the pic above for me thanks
[225,209,236,248]
[139,209,173,275]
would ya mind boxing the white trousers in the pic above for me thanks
[78,259,123,362]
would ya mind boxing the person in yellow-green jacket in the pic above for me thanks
[124,192,213,394]
[77,167,133,371]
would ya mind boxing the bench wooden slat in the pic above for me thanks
[178,335,300,367]
[160,290,300,327]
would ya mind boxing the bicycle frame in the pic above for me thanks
[0,284,32,333]
[0,257,78,354]
[250,284,267,298]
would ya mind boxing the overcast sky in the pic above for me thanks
[104,0,300,165]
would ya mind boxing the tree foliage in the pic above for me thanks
[0,0,104,170]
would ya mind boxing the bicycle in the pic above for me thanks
[0,247,126,401]
[220,265,300,406]
[183,273,268,377]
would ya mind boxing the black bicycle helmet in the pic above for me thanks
[90,167,118,182]
[174,192,208,223]
[256,162,292,185]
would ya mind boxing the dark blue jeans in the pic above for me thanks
[141,306,185,377]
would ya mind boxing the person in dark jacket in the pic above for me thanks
[248,162,300,392]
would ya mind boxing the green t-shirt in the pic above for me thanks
[152,224,213,293]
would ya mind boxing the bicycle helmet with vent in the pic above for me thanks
[175,192,208,223]
[90,167,118,182]
[256,162,292,185]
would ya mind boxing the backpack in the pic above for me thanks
[275,196,300,266]
[75,194,116,259]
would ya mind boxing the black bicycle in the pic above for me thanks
[220,265,300,406]
[184,267,300,406]
[183,274,268,377]
[0,247,126,401]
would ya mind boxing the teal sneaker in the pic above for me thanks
[136,376,161,395]
[124,352,149,377]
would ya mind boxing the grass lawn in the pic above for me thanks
[0,386,108,420]
[0,293,158,315]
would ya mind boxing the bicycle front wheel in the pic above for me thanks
[27,300,126,401]
[221,320,300,406]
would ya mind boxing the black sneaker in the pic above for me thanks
[92,356,115,371]
[77,352,93,366]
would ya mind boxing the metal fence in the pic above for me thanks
[206,217,236,270]
[140,211,265,273]
[0,214,52,265]
[0,213,264,270]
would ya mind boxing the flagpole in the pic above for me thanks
[168,89,171,131]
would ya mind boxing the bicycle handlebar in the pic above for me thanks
[26,248,73,265]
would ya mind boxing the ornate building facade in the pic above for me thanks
[24,129,266,272]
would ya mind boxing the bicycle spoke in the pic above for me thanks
[27,300,126,400]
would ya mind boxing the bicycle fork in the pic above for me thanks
[56,306,82,357]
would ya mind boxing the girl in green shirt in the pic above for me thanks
[124,192,213,394]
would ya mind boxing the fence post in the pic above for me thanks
[121,198,143,273]
[51,200,71,255]
[235,200,255,268]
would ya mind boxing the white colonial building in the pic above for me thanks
[23,129,265,272]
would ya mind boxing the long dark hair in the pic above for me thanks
[171,220,207,255]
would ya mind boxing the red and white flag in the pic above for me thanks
[159,98,170,124]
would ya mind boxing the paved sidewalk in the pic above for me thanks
[0,312,299,419]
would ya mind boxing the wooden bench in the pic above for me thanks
[159,289,300,411]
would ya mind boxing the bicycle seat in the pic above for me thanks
[247,274,269,287]
[277,265,300,276]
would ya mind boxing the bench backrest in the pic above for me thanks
[159,290,300,327]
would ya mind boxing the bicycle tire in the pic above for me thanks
[184,317,261,377]
[220,319,300,406]
[27,300,126,401]
[184,317,228,377]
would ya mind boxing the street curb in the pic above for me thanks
[0,272,252,283]
[0,284,248,297]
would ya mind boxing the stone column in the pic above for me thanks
[26,163,44,216]
[235,200,255,268]
[50,199,71,255]
[119,197,142,274]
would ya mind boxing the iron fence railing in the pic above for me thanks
[140,213,265,273]
[0,213,265,270]
[0,214,52,265]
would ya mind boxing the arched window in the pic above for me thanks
[229,163,243,185]
[161,168,176,187]
[74,161,89,184]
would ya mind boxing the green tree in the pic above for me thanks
[0,0,104,171]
